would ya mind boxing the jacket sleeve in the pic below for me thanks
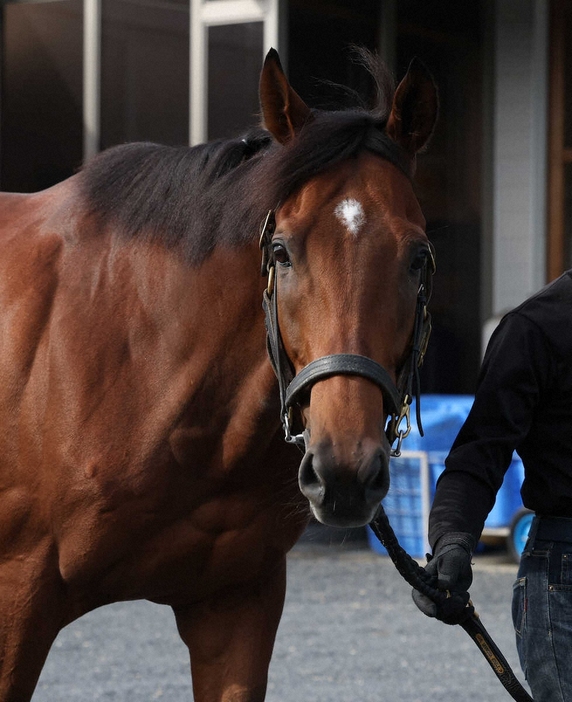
[428,312,551,548]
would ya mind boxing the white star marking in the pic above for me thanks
[334,198,366,236]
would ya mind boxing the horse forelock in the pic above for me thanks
[254,112,413,210]
[78,54,411,264]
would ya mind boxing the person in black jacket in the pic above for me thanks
[413,270,572,702]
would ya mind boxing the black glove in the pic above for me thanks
[412,532,475,624]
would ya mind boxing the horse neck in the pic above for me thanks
[123,234,278,416]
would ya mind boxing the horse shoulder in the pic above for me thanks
[0,184,75,408]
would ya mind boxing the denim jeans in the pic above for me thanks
[512,516,572,701]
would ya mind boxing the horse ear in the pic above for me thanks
[259,48,312,144]
[386,58,438,155]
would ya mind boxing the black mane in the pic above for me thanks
[79,55,410,265]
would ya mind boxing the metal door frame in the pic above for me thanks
[190,0,281,145]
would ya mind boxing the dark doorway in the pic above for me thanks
[287,0,484,394]
[396,1,484,393]
[1,1,83,192]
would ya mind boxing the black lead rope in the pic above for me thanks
[369,506,533,701]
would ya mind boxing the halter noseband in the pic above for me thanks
[259,210,435,457]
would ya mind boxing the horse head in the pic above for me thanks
[259,50,438,528]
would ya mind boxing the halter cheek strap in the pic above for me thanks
[259,210,435,455]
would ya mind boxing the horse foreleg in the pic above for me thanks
[173,559,287,702]
[0,548,66,701]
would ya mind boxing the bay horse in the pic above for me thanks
[0,50,437,701]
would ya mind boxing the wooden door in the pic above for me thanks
[547,0,572,279]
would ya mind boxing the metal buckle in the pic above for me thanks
[282,408,305,447]
[259,210,276,276]
[390,399,412,458]
[266,265,275,296]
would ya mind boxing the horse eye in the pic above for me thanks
[272,243,291,266]
[410,248,429,272]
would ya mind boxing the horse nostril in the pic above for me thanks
[298,450,326,505]
[360,450,389,500]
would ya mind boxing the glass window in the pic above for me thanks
[1,1,83,192]
[207,23,264,141]
[101,0,189,149]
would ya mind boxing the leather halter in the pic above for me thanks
[259,210,435,456]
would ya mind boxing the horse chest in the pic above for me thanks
[53,433,303,598]
[56,473,303,604]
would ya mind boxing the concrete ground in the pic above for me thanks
[33,527,529,702]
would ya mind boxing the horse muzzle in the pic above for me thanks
[298,437,390,527]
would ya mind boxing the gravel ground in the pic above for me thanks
[33,529,530,702]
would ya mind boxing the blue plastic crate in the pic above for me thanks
[367,451,430,558]
[402,395,475,452]
[427,453,525,530]
[406,395,525,528]
[368,395,527,557]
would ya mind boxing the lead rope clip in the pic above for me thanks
[390,399,412,458]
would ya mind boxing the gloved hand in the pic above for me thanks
[412,532,476,624]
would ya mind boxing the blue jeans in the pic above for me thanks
[512,516,572,701]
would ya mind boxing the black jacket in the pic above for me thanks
[429,270,572,547]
